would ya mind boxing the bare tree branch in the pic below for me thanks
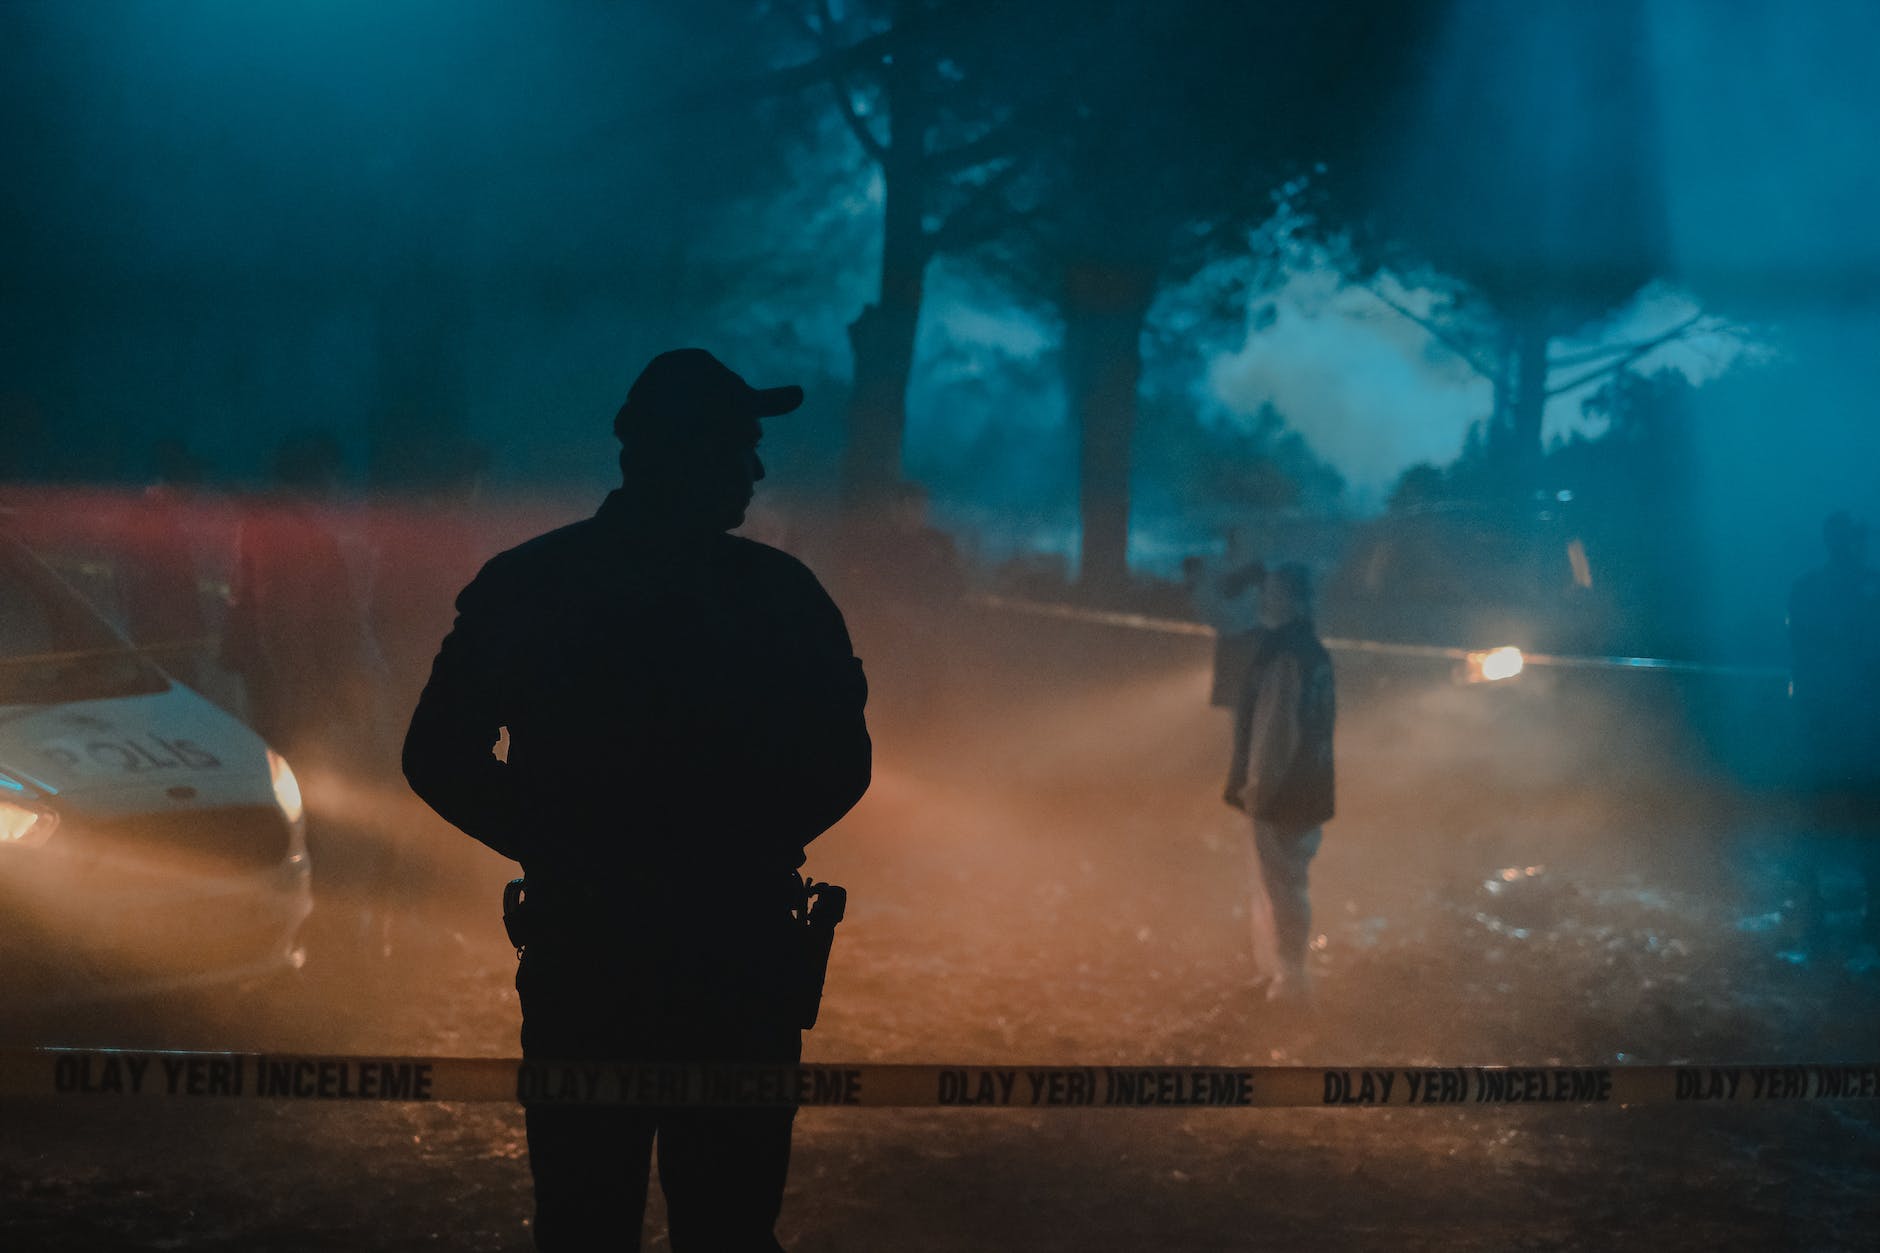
[773,0,889,165]
[921,158,1023,258]
[743,0,1004,101]
[1544,311,1709,398]
[929,114,1023,174]
[1548,340,1642,370]
[827,80,889,164]
[741,26,895,100]
[1355,280,1501,381]
[1547,310,1706,369]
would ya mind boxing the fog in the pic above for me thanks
[4,573,1868,1247]
[3,2,1879,1249]
[7,3,1875,568]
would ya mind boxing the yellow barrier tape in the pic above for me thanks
[3,1050,1876,1109]
[967,594,1789,680]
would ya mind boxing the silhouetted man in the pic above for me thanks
[1224,563,1334,1003]
[1789,510,1880,942]
[1194,527,1265,709]
[119,438,209,688]
[222,430,380,765]
[403,349,871,1251]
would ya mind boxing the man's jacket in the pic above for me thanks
[402,491,871,892]
[1228,619,1335,830]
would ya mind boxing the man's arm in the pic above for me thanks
[401,562,538,864]
[757,565,872,852]
[1225,662,1257,809]
[1240,654,1302,814]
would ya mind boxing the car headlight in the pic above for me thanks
[0,798,58,848]
[1463,646,1525,684]
[267,749,305,827]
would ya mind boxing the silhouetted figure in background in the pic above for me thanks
[1194,526,1265,708]
[118,437,209,687]
[1225,563,1335,1003]
[221,430,381,764]
[1789,510,1880,943]
[403,349,871,1251]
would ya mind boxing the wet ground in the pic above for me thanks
[4,604,1878,1250]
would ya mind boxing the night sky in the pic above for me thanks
[2,0,1877,637]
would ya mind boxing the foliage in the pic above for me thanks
[1137,400,1345,517]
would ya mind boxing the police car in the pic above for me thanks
[0,533,311,999]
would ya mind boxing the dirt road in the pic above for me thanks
[5,607,1877,1250]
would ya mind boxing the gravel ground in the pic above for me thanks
[4,607,1877,1251]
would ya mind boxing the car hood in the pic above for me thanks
[0,684,276,811]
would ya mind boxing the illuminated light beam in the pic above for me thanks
[968,593,1216,639]
[968,595,1789,681]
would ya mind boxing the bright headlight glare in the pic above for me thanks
[1473,647,1519,677]
[267,749,305,826]
[0,798,57,847]
[1482,646,1525,681]
[1464,646,1526,683]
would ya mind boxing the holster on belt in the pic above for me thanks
[795,875,847,1030]
[503,873,846,1031]
[502,877,532,953]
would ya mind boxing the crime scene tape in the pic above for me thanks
[4,1050,1877,1109]
[966,593,1790,681]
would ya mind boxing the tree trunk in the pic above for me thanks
[841,293,920,510]
[1061,260,1156,593]
[1505,311,1550,493]
[840,20,927,511]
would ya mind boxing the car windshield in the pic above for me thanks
[0,538,169,707]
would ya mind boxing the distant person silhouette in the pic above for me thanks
[222,430,380,764]
[118,438,209,687]
[224,431,392,946]
[403,349,871,1251]
[1193,527,1265,709]
[1224,563,1334,1003]
[1788,510,1880,943]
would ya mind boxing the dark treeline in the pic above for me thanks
[3,0,1877,645]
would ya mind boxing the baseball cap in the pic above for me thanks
[613,348,803,444]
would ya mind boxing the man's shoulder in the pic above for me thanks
[464,518,601,593]
[464,525,839,608]
[716,533,827,588]
[1792,566,1880,607]
[716,535,853,640]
